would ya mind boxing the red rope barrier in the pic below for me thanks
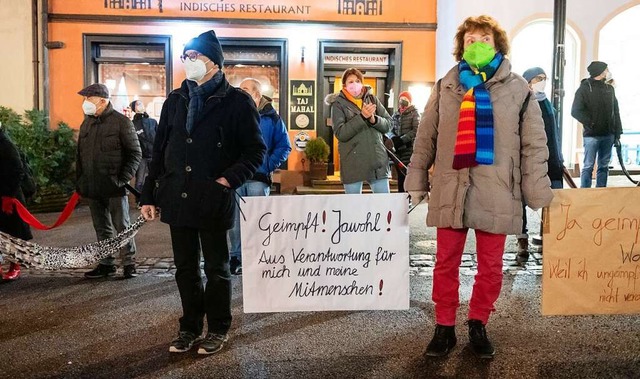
[10,192,81,230]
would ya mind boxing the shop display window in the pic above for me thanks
[84,35,171,121]
[99,63,166,121]
[222,46,283,113]
[226,65,281,112]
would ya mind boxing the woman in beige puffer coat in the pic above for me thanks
[405,15,553,360]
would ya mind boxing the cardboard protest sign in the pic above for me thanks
[542,188,640,315]
[241,194,410,313]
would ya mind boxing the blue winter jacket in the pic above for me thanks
[253,96,291,184]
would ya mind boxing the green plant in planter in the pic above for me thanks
[0,107,76,208]
[304,137,330,163]
[304,137,330,182]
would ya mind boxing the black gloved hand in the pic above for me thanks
[392,136,404,149]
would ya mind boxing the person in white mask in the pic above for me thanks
[76,83,142,280]
[515,67,565,264]
[139,30,266,356]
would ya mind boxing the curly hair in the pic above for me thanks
[453,15,510,62]
[341,67,364,86]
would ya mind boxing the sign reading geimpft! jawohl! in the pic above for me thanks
[241,194,410,313]
[289,80,315,131]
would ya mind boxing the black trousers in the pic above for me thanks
[169,225,231,335]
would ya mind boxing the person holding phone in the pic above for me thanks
[325,67,393,194]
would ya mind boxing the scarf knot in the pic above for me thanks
[186,70,223,134]
[452,53,503,169]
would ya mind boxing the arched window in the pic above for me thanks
[599,5,640,166]
[511,20,581,166]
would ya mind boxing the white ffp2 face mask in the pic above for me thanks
[82,100,97,116]
[184,59,212,82]
[605,71,613,81]
[532,80,546,94]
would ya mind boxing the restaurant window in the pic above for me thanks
[221,39,287,114]
[84,35,172,121]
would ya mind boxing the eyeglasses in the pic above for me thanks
[180,51,203,63]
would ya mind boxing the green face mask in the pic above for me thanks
[463,42,496,69]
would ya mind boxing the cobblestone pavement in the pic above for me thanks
[21,248,545,278]
[14,174,637,279]
[18,205,547,278]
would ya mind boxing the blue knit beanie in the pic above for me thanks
[522,67,546,83]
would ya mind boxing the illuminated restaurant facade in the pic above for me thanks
[44,0,437,186]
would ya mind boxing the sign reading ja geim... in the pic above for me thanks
[241,194,410,313]
[542,187,640,315]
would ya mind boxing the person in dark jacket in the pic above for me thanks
[389,91,420,192]
[227,78,291,275]
[0,122,32,281]
[326,67,392,194]
[516,67,565,264]
[139,30,266,355]
[571,61,623,188]
[130,100,158,193]
[76,83,142,280]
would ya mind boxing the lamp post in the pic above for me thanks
[532,0,567,249]
[551,0,567,146]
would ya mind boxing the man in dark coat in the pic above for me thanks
[140,30,266,355]
[130,100,158,193]
[76,83,142,279]
[571,61,623,188]
[0,122,32,281]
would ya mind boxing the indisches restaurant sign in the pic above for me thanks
[323,53,389,66]
[51,0,435,24]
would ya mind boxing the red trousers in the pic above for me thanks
[432,227,506,325]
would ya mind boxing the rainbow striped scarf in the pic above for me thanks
[452,53,503,169]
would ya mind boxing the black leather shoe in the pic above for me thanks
[123,265,138,279]
[230,257,242,275]
[425,324,457,357]
[84,264,116,279]
[467,319,495,359]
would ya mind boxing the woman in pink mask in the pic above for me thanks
[325,67,392,194]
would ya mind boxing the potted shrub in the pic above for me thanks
[0,106,76,212]
[304,137,330,181]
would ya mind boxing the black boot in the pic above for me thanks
[84,264,116,279]
[516,238,529,265]
[425,324,457,357]
[467,319,495,359]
